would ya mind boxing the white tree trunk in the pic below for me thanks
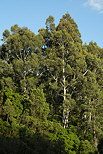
[62,47,69,128]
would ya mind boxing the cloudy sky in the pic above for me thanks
[0,0,103,47]
[85,0,103,11]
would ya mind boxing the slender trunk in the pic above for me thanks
[62,46,69,128]
[88,100,92,123]
[88,100,98,148]
[93,113,98,149]
[94,129,98,149]
[23,57,27,94]
[62,72,67,128]
[23,70,27,93]
[89,112,92,122]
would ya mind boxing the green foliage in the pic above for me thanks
[47,123,80,154]
[0,90,23,135]
[45,16,55,32]
[79,140,95,154]
[0,12,103,154]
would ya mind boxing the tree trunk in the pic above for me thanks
[94,129,98,149]
[62,46,69,128]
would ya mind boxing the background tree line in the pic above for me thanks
[0,13,103,154]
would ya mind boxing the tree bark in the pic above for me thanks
[62,46,69,128]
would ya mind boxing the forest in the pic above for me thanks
[0,13,103,154]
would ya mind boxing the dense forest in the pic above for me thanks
[0,13,103,154]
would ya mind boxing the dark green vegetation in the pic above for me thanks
[0,13,103,154]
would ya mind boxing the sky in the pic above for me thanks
[0,0,103,47]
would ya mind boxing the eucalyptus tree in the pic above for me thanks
[39,13,84,128]
[70,44,103,149]
[1,25,43,94]
[53,13,83,128]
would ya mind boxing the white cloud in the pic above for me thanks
[84,0,103,11]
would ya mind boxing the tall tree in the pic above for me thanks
[1,25,44,94]
[39,13,83,128]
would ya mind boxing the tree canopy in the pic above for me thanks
[0,12,103,154]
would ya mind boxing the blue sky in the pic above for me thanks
[0,0,103,47]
